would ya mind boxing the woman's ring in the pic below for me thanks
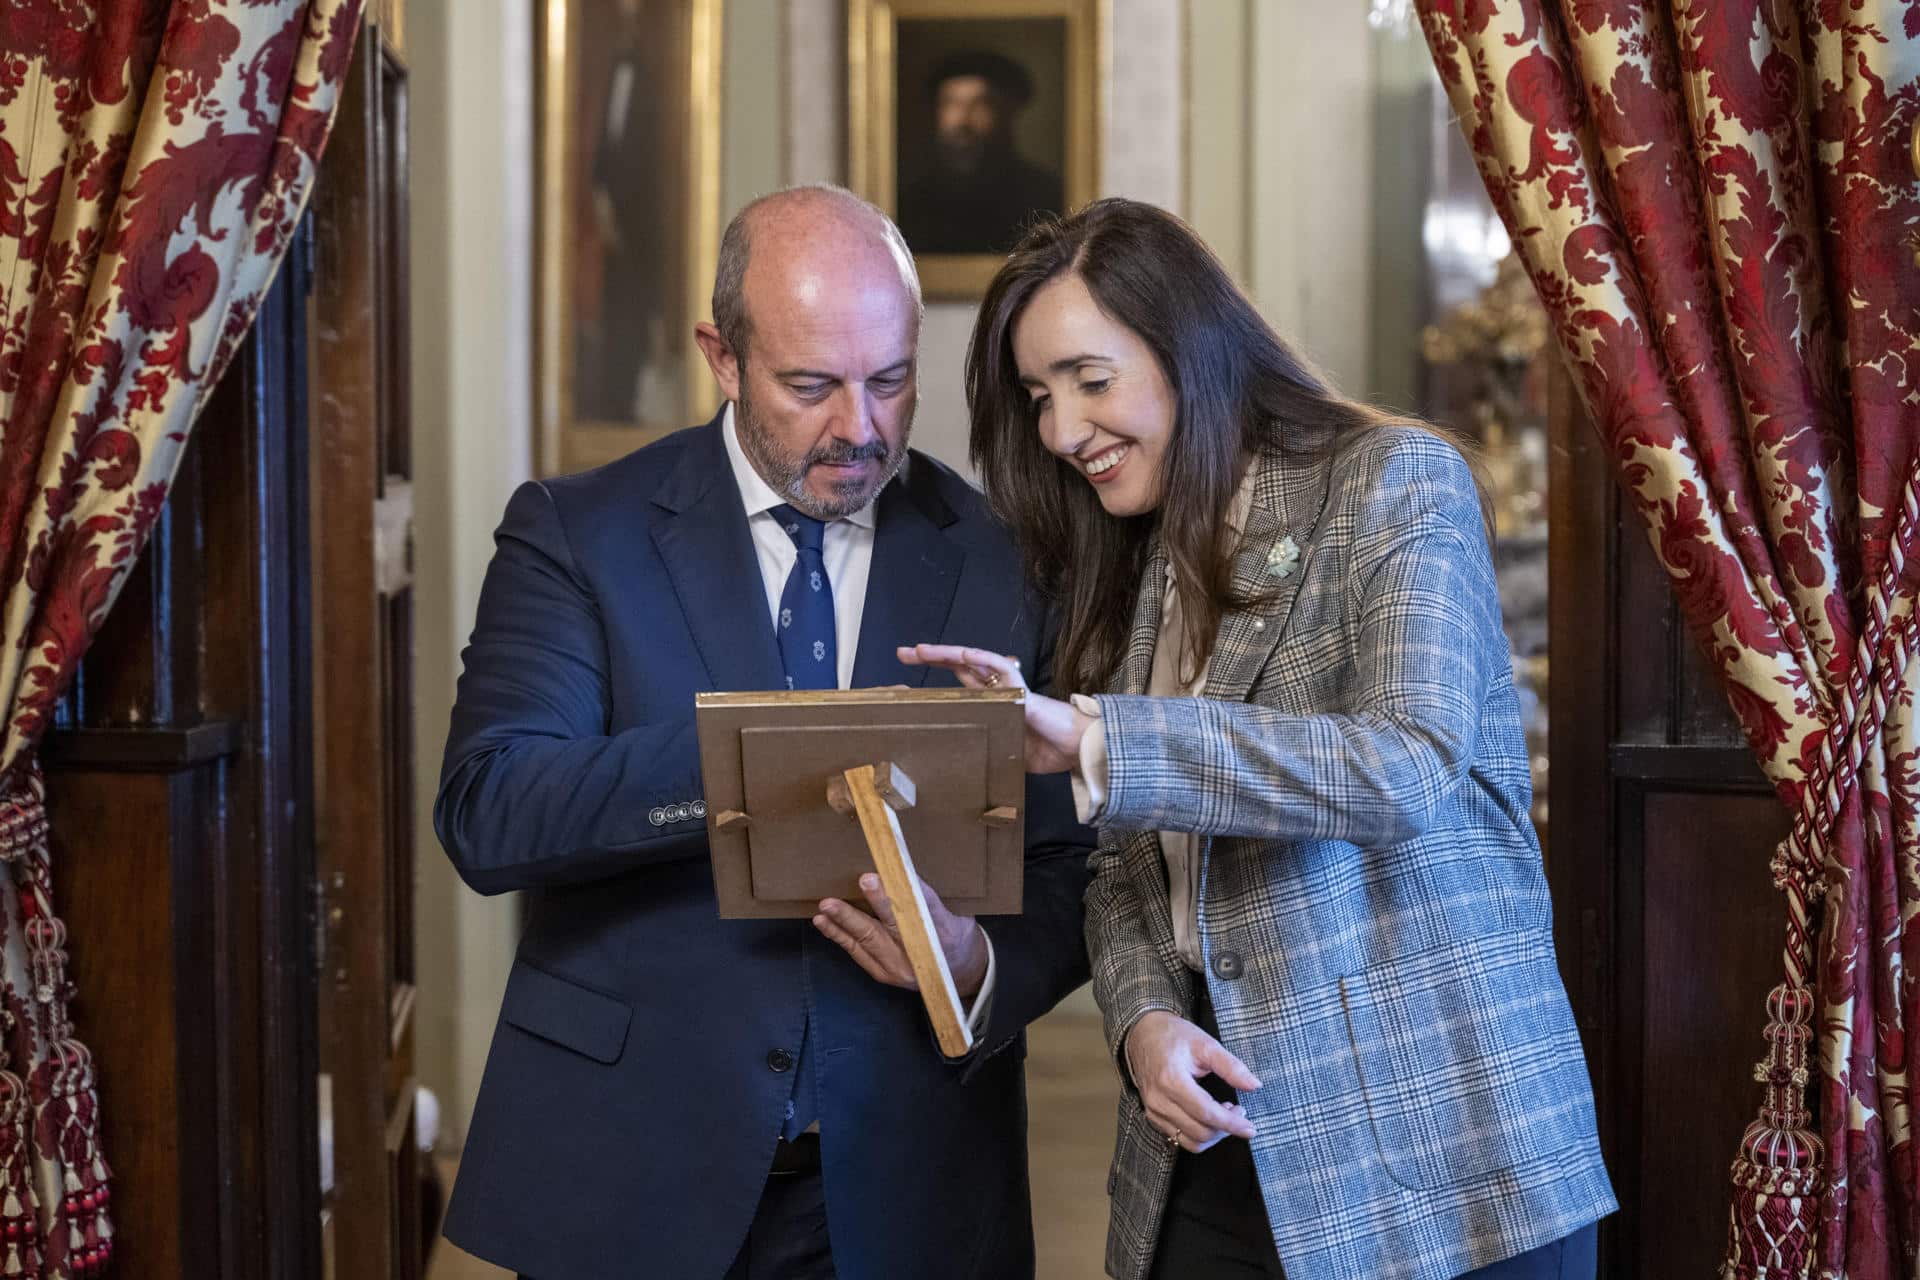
[984,671,1002,688]
[1165,1129,1181,1148]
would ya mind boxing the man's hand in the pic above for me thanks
[813,873,989,998]
[1124,1010,1261,1152]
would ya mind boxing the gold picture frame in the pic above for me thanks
[534,0,724,477]
[850,0,1102,300]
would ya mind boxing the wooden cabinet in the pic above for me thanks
[310,15,419,1278]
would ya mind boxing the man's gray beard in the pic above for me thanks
[735,380,912,521]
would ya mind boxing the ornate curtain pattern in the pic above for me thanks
[0,2,365,1274]
[1414,2,1920,1276]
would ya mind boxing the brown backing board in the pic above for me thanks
[696,688,1028,918]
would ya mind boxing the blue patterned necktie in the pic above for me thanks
[771,505,833,1140]
[771,504,837,691]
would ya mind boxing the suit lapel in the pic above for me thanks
[650,417,787,692]
[1117,532,1168,696]
[1203,445,1334,704]
[850,456,966,689]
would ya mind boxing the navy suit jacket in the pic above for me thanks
[435,418,1094,1279]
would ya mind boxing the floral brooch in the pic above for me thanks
[1266,535,1301,580]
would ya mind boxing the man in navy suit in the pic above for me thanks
[434,185,1094,1279]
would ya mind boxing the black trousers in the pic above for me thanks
[1148,1117,1287,1278]
[722,1134,835,1280]
[1146,991,1599,1280]
[1146,989,1286,1280]
[519,1136,835,1280]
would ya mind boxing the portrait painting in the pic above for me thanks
[852,0,1099,298]
[535,0,722,475]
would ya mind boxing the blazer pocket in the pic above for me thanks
[500,960,633,1065]
[1338,929,1588,1191]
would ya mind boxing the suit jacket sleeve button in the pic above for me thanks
[1213,950,1244,981]
[649,807,666,827]
[767,1048,794,1073]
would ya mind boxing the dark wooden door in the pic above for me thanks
[1547,360,1790,1277]
[308,6,418,1277]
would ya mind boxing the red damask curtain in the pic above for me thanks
[1415,2,1920,1276]
[0,2,365,1274]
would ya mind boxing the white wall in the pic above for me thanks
[1106,0,1186,213]
[1245,2,1376,393]
[785,0,843,186]
[409,0,533,1148]
[1186,0,1251,282]
[726,0,786,220]
[1188,2,1380,394]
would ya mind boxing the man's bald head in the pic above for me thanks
[710,185,922,367]
[693,185,923,519]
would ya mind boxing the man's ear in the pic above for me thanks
[693,322,742,403]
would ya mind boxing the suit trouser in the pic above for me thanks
[517,1135,835,1280]
[722,1133,835,1280]
[1146,988,1599,1280]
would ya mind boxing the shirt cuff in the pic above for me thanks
[1069,694,1110,824]
[963,930,996,1035]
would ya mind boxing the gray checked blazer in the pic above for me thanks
[1085,427,1615,1280]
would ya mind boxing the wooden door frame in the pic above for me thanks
[310,8,418,1276]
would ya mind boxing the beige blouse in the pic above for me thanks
[1070,471,1259,972]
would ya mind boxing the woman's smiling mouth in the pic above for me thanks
[1084,444,1129,480]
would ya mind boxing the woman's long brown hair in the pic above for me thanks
[966,197,1481,695]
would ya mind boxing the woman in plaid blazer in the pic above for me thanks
[903,199,1615,1279]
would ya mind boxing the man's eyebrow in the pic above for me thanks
[774,359,912,382]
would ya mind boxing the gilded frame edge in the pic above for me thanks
[534,0,726,479]
[849,0,1104,301]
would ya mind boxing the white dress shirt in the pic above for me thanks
[723,404,877,690]
[720,404,995,1035]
